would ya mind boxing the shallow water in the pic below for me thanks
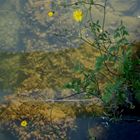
[0,0,140,140]
[0,0,140,52]
[0,0,139,92]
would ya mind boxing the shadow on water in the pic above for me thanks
[0,116,140,140]
[69,117,140,140]
[0,130,18,140]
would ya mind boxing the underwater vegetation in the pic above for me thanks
[0,0,140,139]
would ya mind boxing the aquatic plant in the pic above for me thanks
[21,120,28,127]
[59,0,140,115]
[0,0,137,114]
[73,9,83,22]
[0,1,139,139]
[48,11,54,17]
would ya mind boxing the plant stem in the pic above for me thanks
[102,0,107,31]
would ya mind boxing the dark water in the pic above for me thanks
[70,117,140,140]
[1,117,140,140]
[0,130,17,140]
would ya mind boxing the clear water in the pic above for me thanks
[0,0,140,140]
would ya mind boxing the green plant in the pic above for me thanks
[63,0,139,114]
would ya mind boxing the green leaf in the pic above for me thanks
[108,46,117,53]
[123,30,129,36]
[90,0,94,4]
[114,31,120,38]
[95,55,107,71]
[90,20,102,34]
[102,91,112,103]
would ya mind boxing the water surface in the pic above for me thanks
[0,0,140,140]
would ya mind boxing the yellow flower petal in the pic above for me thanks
[21,120,28,127]
[48,11,54,17]
[73,9,83,22]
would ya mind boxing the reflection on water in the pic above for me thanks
[0,0,139,52]
[99,0,140,17]
[121,0,140,16]
[0,0,140,139]
[91,0,140,40]
[0,0,139,94]
[71,117,140,140]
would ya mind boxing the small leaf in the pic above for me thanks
[114,32,120,38]
[108,46,117,53]
[123,30,129,36]
[90,0,94,4]
[102,91,112,103]
[95,55,107,71]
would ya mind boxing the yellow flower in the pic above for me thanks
[21,120,28,127]
[73,9,83,22]
[48,11,54,17]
